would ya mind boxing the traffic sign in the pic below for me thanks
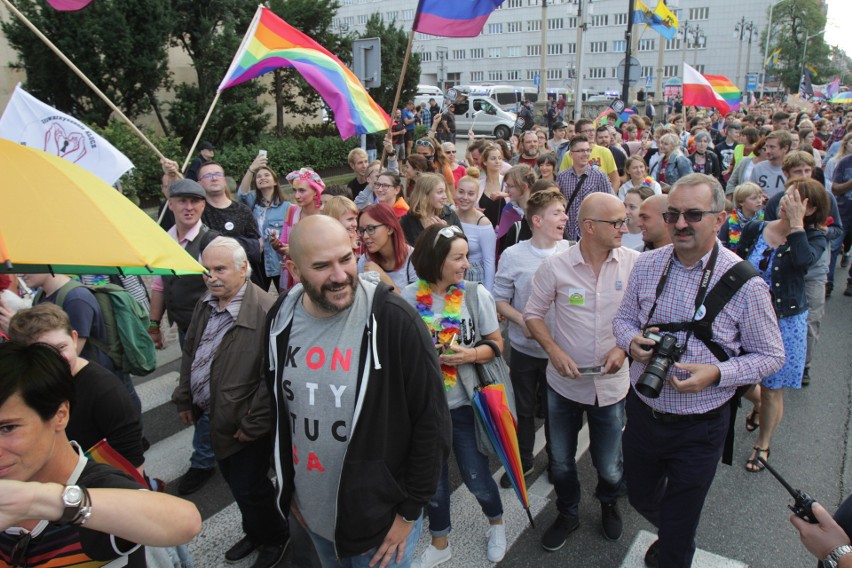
[746,73,759,92]
[617,56,642,85]
[352,38,381,87]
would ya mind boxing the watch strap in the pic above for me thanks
[825,544,852,565]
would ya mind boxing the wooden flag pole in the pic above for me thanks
[181,91,222,172]
[0,0,166,161]
[380,29,415,165]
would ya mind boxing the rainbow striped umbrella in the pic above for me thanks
[830,92,852,104]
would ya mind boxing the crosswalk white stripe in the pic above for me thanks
[144,427,193,484]
[620,530,747,568]
[138,371,180,413]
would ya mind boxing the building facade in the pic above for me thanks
[334,0,775,99]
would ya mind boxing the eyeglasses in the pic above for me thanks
[373,183,396,190]
[445,150,457,154]
[433,225,464,246]
[200,172,225,180]
[759,248,773,272]
[662,209,722,224]
[587,218,627,229]
[356,223,386,236]
[570,148,592,154]
[416,139,434,149]
[11,532,33,567]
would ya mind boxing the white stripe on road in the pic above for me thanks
[619,530,747,568]
[143,427,194,484]
[138,371,180,413]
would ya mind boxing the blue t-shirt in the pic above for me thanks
[833,154,852,219]
[402,108,415,131]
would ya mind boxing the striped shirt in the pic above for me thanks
[555,166,613,240]
[612,243,785,414]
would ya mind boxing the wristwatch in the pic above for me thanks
[824,544,852,567]
[58,485,92,526]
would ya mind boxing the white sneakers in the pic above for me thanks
[415,523,506,566]
[413,544,452,568]
[486,523,507,563]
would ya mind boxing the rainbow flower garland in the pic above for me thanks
[641,176,655,188]
[726,209,764,249]
[415,279,464,391]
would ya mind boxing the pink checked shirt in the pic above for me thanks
[612,242,785,415]
[525,244,640,406]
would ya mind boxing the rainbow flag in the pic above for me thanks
[85,439,147,487]
[683,63,731,115]
[702,74,741,111]
[218,6,390,139]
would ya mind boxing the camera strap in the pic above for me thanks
[645,243,719,351]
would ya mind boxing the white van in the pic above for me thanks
[451,94,517,140]
[468,85,539,111]
[414,84,444,109]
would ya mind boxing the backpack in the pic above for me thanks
[47,281,157,376]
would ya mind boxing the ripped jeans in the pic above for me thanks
[426,405,503,537]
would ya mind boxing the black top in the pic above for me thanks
[202,201,261,262]
[399,205,463,247]
[478,192,504,227]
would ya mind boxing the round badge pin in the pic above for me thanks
[225,221,235,231]
[694,304,707,320]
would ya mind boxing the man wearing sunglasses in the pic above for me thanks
[613,173,785,568]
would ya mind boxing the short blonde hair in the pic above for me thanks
[408,173,447,219]
[732,182,763,209]
[322,196,358,221]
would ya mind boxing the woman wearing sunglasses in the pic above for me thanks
[400,173,463,247]
[413,136,456,191]
[736,178,829,472]
[402,224,507,568]
[357,203,417,294]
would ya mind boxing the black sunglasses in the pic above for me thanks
[662,209,722,224]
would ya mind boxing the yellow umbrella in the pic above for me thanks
[0,138,205,275]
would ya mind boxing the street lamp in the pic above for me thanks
[760,0,784,100]
[691,26,706,67]
[734,18,755,92]
[800,29,825,89]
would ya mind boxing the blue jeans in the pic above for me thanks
[547,385,625,519]
[306,516,422,568]
[427,405,503,537]
[189,413,216,470]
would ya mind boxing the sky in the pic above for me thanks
[824,0,851,56]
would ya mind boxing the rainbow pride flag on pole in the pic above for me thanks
[218,5,390,139]
[683,63,732,114]
[413,0,505,38]
[702,74,742,111]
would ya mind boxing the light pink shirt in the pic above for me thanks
[524,243,639,405]
[151,220,204,292]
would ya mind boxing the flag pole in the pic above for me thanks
[181,91,222,172]
[0,0,166,161]
[381,29,415,165]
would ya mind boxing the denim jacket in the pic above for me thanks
[652,153,692,187]
[238,191,291,277]
[737,221,828,318]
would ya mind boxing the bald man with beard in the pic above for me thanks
[637,195,672,251]
[525,194,640,550]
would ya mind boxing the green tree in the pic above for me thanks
[358,14,420,114]
[265,0,350,136]
[1,0,172,127]
[167,1,269,148]
[763,0,834,92]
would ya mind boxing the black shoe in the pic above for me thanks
[178,467,215,495]
[226,536,258,563]
[802,367,811,386]
[541,514,579,551]
[499,463,534,489]
[644,539,660,568]
[826,283,833,299]
[845,283,852,297]
[250,541,289,568]
[600,502,623,541]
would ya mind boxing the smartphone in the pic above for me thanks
[265,228,278,241]
[578,366,604,376]
[258,149,267,158]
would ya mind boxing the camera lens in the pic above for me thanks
[636,357,671,398]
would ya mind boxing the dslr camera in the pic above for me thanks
[635,331,684,398]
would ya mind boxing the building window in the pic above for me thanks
[590,41,607,53]
[527,0,540,5]
[567,16,577,28]
[614,13,628,26]
[385,10,397,21]
[548,18,564,30]
[507,70,521,80]
[641,66,654,78]
[357,14,368,24]
[567,42,576,54]
[613,40,627,52]
[694,64,705,73]
[420,51,432,62]
[527,19,541,31]
[527,45,541,56]
[489,71,503,81]
[589,67,607,79]
[452,49,465,60]
[506,46,521,57]
[471,71,484,82]
[342,16,354,26]
[665,37,681,50]
[489,47,502,58]
[401,9,414,19]
[590,14,608,27]
[664,65,678,77]
[548,43,563,55]
[507,21,522,33]
[638,39,655,51]
[567,68,576,79]
[688,7,709,20]
[488,23,503,34]
[471,48,484,59]
[526,69,540,81]
[548,68,563,80]
[507,0,522,6]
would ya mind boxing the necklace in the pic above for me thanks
[415,279,464,391]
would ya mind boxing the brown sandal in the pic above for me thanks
[745,409,760,432]
[745,447,770,473]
